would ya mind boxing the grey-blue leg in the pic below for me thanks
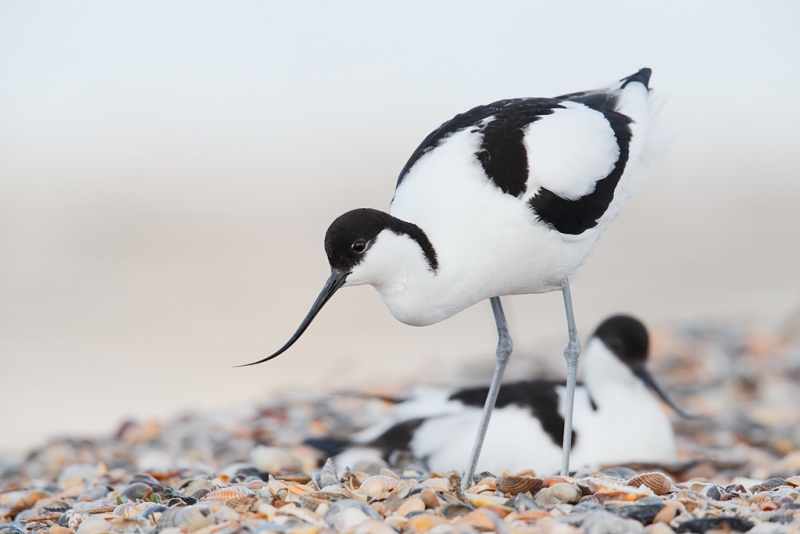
[462,296,514,491]
[560,280,581,476]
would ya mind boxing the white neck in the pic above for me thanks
[344,229,437,325]
[582,337,641,399]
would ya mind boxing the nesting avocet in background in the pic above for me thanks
[330,315,693,476]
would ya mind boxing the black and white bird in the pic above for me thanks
[326,315,690,476]
[244,69,663,487]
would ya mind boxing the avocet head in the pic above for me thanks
[585,314,699,419]
[240,208,437,366]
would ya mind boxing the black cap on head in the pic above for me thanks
[324,208,439,273]
[324,208,395,273]
[594,314,706,420]
[593,314,649,368]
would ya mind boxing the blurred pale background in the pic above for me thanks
[1,1,799,453]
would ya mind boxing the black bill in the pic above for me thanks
[632,365,706,419]
[238,270,349,367]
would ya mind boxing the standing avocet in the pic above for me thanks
[243,69,661,487]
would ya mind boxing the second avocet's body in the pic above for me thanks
[332,316,681,475]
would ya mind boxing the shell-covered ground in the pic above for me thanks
[3,313,800,534]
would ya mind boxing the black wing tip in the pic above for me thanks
[620,68,652,89]
[304,437,350,457]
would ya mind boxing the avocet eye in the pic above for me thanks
[352,240,366,253]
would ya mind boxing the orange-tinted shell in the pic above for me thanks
[627,472,673,496]
[496,476,544,495]
[202,486,253,502]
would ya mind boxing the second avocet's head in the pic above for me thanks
[583,314,698,418]
[240,208,437,367]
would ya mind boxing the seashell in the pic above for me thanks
[391,479,417,500]
[202,486,252,502]
[420,478,449,492]
[761,478,788,490]
[181,505,216,532]
[75,517,113,534]
[286,483,316,502]
[378,468,400,480]
[49,527,75,534]
[226,493,258,513]
[113,503,138,518]
[759,498,779,511]
[212,505,240,523]
[370,501,389,517]
[407,512,447,532]
[627,473,673,496]
[785,476,800,488]
[355,476,400,499]
[340,471,360,489]
[42,499,72,513]
[353,518,399,534]
[319,458,340,489]
[156,505,214,532]
[534,483,581,508]
[419,487,441,509]
[246,479,267,491]
[299,493,330,511]
[138,504,168,523]
[455,508,496,530]
[441,502,474,519]
[267,479,288,501]
[543,476,574,487]
[324,499,383,529]
[384,514,409,529]
[514,509,551,521]
[509,492,541,513]
[396,496,425,516]
[652,501,680,524]
[58,510,89,530]
[496,476,544,495]
[464,493,509,507]
[465,483,494,494]
[702,485,722,501]
[178,479,214,496]
[747,493,770,504]
[119,483,151,502]
[476,476,496,489]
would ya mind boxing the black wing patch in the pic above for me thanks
[450,380,577,448]
[396,98,563,198]
[363,418,426,462]
[528,104,633,235]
